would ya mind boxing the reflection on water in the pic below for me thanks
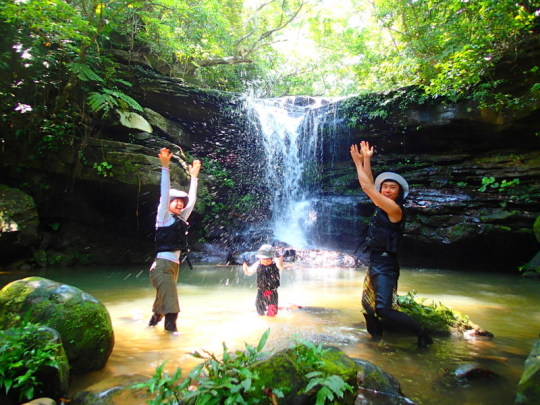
[1,265,538,405]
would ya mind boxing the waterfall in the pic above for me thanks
[244,96,344,249]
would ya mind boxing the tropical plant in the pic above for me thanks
[93,161,114,178]
[136,329,356,404]
[478,176,520,192]
[135,328,274,405]
[0,316,63,402]
[290,337,354,405]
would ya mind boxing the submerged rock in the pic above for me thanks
[70,374,152,405]
[451,362,499,381]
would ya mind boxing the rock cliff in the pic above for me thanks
[0,63,538,271]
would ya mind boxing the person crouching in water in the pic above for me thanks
[243,244,284,316]
[148,147,201,333]
[350,141,433,348]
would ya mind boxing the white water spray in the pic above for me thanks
[245,96,342,248]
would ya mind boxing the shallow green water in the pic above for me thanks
[1,264,538,405]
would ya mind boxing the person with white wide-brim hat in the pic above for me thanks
[148,147,201,333]
[350,140,432,348]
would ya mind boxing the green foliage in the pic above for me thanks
[183,328,271,404]
[87,88,143,118]
[478,176,520,192]
[398,291,470,333]
[68,62,104,83]
[233,194,256,212]
[0,316,62,402]
[1,0,537,110]
[135,328,272,405]
[358,0,538,97]
[135,361,184,405]
[197,158,237,230]
[137,329,354,405]
[204,159,235,188]
[93,161,114,178]
[304,372,353,405]
[290,337,353,405]
[339,87,429,128]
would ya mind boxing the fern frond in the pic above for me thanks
[68,62,104,83]
[87,92,118,117]
[102,88,143,112]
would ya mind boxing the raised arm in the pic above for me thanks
[360,141,374,184]
[181,159,201,221]
[275,255,284,271]
[350,142,402,223]
[157,148,173,223]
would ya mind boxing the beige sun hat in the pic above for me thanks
[374,172,409,198]
[256,244,275,259]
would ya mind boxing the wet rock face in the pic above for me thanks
[0,62,538,270]
[312,149,539,270]
[0,186,40,264]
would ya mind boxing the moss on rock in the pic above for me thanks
[0,277,114,374]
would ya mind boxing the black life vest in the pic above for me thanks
[257,263,280,290]
[365,205,405,254]
[155,216,189,253]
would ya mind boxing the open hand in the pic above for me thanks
[158,148,173,167]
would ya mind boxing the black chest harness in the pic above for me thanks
[257,263,280,290]
[155,216,189,253]
[364,206,405,254]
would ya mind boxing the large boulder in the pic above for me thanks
[515,339,540,405]
[0,277,114,374]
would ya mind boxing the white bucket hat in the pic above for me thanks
[169,188,189,205]
[256,244,275,259]
[374,172,409,198]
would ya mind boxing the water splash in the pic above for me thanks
[245,96,343,248]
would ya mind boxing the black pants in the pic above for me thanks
[363,252,421,336]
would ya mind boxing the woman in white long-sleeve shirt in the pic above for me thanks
[148,147,201,332]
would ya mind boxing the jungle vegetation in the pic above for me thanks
[1,0,538,112]
[1,0,538,243]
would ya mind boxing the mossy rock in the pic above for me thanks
[33,326,70,399]
[0,277,114,374]
[248,346,357,405]
[396,292,493,338]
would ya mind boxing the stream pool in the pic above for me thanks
[1,264,538,405]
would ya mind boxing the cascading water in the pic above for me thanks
[245,96,346,249]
